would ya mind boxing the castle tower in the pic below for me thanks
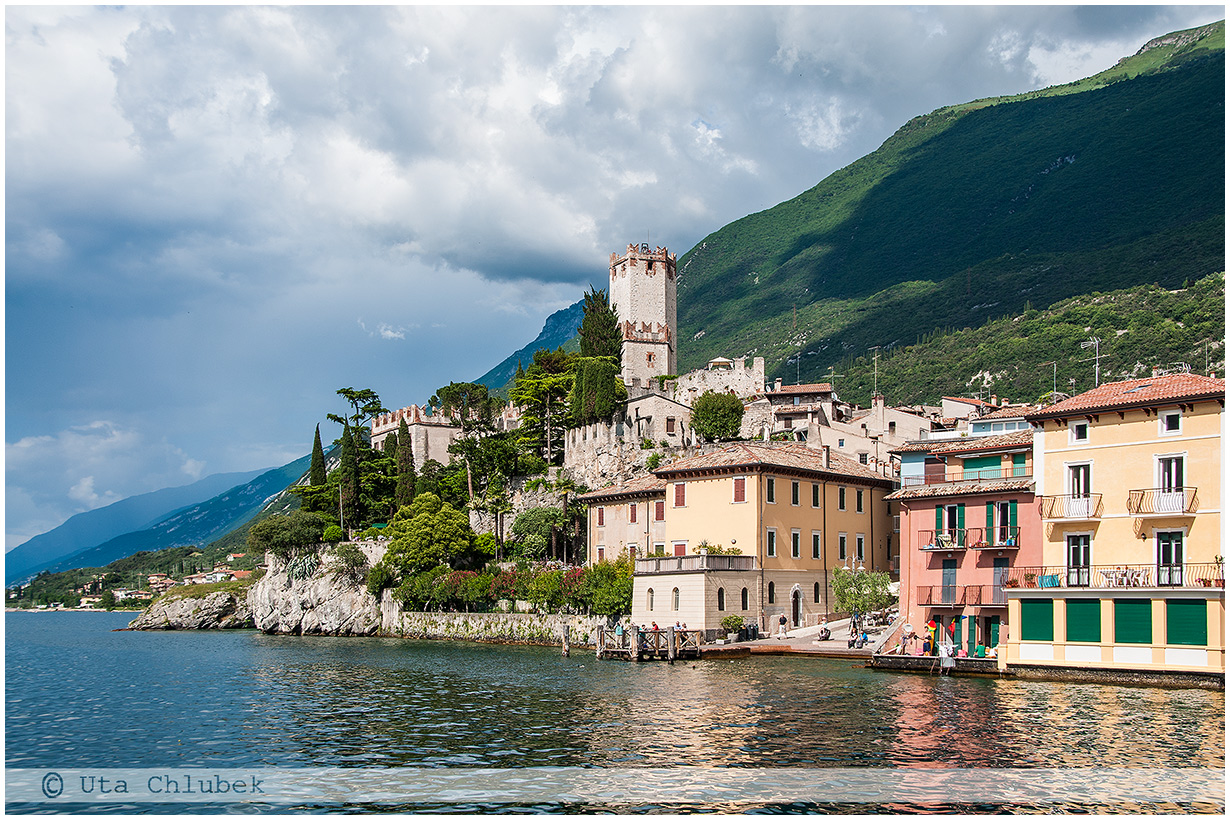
[609,243,677,387]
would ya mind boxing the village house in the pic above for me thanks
[1000,373,1225,679]
[887,429,1041,656]
[579,473,669,562]
[582,442,895,639]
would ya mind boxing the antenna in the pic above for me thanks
[1039,361,1057,403]
[825,365,844,391]
[869,346,882,396]
[1080,336,1102,387]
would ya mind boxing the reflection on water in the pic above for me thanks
[5,612,1224,810]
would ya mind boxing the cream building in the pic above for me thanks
[582,442,896,639]
[1001,373,1224,680]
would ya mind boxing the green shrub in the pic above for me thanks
[646,452,663,471]
[721,614,745,633]
[323,525,344,544]
[366,562,395,596]
[329,542,367,582]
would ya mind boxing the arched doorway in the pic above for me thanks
[791,587,803,627]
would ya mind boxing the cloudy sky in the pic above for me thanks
[6,4,1222,550]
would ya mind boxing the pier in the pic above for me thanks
[597,625,702,662]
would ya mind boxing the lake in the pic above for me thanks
[5,611,1224,812]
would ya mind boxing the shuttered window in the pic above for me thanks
[1065,598,1101,643]
[812,483,820,507]
[674,483,686,507]
[1114,599,1152,644]
[1020,598,1054,641]
[733,477,746,503]
[1166,599,1207,646]
[628,503,637,523]
[597,507,605,527]
[791,481,800,506]
[654,501,665,521]
[766,478,776,503]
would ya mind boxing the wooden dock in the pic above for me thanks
[596,625,702,662]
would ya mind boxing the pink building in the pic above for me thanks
[887,430,1042,654]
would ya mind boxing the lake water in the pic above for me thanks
[5,611,1224,812]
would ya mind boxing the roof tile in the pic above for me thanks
[1025,374,1225,419]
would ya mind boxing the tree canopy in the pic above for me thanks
[690,390,744,440]
[378,493,487,579]
[578,286,622,360]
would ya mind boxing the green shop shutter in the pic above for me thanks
[1020,598,1054,642]
[1114,599,1152,644]
[1166,599,1208,647]
[1066,598,1101,643]
[990,616,1000,647]
[967,614,976,655]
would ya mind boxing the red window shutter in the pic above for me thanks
[629,503,637,523]
[655,501,665,521]
[597,507,604,526]
[675,483,686,507]
[734,477,746,503]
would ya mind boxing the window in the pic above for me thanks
[791,530,801,559]
[784,417,793,429]
[856,489,865,513]
[859,453,868,464]
[838,487,847,510]
[813,582,821,603]
[597,507,605,527]
[791,481,800,506]
[1071,422,1089,442]
[654,501,665,521]
[630,545,640,559]
[717,588,726,611]
[1066,534,1091,586]
[647,588,654,611]
[646,352,656,367]
[767,582,775,603]
[666,417,676,433]
[856,534,865,561]
[674,483,686,507]
[1157,531,1184,585]
[1020,598,1054,641]
[838,533,847,561]
[888,421,896,434]
[741,587,749,610]
[673,542,687,556]
[812,532,821,559]
[838,438,845,447]
[812,483,820,507]
[1066,599,1101,643]
[597,547,605,562]
[733,476,746,503]
[672,588,680,610]
[1160,411,1181,435]
[652,543,664,556]
[1167,599,1207,646]
[1114,598,1152,644]
[766,478,776,503]
[628,503,637,524]
[767,529,777,557]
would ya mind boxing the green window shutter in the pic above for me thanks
[1066,598,1101,643]
[1166,599,1208,646]
[956,504,965,544]
[967,614,976,655]
[1009,500,1018,527]
[1114,599,1153,644]
[1020,598,1054,641]
[990,617,1000,647]
[1012,453,1027,476]
[935,505,943,532]
[986,502,994,531]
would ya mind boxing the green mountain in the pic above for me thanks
[674,22,1224,384]
[474,299,584,393]
[828,273,1224,408]
[24,454,313,579]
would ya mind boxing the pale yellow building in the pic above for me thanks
[1001,373,1224,681]
[582,442,895,639]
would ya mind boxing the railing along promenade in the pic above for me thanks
[635,554,757,574]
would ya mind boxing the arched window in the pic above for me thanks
[741,587,749,610]
[672,588,680,610]
[647,588,654,611]
[717,588,726,611]
[814,582,821,604]
[768,581,776,603]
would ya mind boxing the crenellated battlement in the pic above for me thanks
[610,242,676,267]
[609,242,677,384]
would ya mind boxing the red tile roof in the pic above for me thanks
[766,383,833,395]
[577,473,667,502]
[885,477,1034,501]
[979,405,1037,419]
[1025,374,1225,420]
[943,396,996,407]
[891,430,1033,455]
[653,442,893,486]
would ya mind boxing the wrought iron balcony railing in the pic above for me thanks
[901,467,1032,487]
[999,563,1223,590]
[918,528,978,550]
[1038,494,1103,520]
[1126,487,1199,516]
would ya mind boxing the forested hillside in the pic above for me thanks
[674,22,1224,383]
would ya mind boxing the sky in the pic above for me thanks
[6,4,1223,551]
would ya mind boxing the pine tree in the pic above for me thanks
[338,421,361,530]
[309,424,327,486]
[395,416,416,509]
[578,286,622,361]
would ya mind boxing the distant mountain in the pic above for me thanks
[16,454,313,580]
[674,22,1224,383]
[4,468,265,584]
[474,299,584,392]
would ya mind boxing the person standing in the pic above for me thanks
[778,613,788,638]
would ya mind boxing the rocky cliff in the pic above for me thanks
[128,589,253,630]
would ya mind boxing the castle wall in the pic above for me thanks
[672,357,766,404]
[370,405,461,470]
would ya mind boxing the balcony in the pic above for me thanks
[916,585,967,607]
[901,466,1032,487]
[1038,494,1103,520]
[634,554,757,575]
[970,526,1020,550]
[1000,562,1224,590]
[1126,487,1199,516]
[918,528,979,551]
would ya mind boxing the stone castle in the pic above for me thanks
[609,243,677,387]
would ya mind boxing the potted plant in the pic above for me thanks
[1023,572,1038,588]
[1004,577,1021,588]
[721,615,744,642]
[1215,555,1225,588]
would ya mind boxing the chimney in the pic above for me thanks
[822,445,831,469]
[774,378,783,392]
[991,395,998,406]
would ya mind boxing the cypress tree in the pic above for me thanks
[339,421,361,529]
[395,417,416,509]
[578,287,622,361]
[309,424,327,486]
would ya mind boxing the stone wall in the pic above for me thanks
[382,609,611,647]
[370,405,461,470]
[672,357,766,404]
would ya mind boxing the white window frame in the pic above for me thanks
[732,475,748,504]
[856,488,865,513]
[766,477,776,504]
[838,532,848,561]
[856,534,866,562]
[1159,410,1182,436]
[838,486,847,511]
[812,531,822,559]
[791,529,801,559]
[1070,421,1089,443]
[791,480,800,506]
[767,528,777,557]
